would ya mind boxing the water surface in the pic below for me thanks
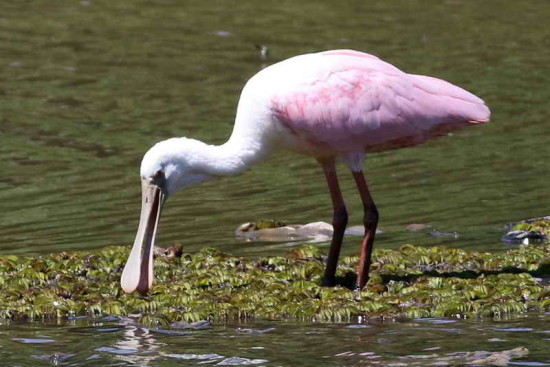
[1,314,549,366]
[0,0,548,257]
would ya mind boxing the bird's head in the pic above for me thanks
[140,138,214,196]
[120,138,213,295]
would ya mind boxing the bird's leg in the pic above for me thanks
[320,160,348,287]
[352,171,379,290]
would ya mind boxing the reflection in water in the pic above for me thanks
[1,314,549,366]
[110,322,161,366]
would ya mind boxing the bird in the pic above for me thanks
[121,49,490,295]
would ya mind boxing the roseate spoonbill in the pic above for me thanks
[121,49,490,295]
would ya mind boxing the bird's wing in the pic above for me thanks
[270,51,490,153]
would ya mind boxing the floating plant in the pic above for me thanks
[504,216,550,244]
[0,244,548,325]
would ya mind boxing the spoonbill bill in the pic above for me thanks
[121,49,490,295]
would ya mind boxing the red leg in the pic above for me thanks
[352,171,379,290]
[320,160,348,287]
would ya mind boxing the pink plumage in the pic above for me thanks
[267,50,490,155]
[122,49,491,295]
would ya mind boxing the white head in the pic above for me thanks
[120,137,215,295]
[140,137,215,196]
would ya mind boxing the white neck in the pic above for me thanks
[142,96,276,194]
[195,134,270,177]
[193,98,276,177]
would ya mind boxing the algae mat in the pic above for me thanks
[0,244,548,325]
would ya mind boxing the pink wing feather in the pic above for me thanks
[271,50,490,154]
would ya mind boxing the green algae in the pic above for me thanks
[0,244,548,325]
[512,217,550,238]
[249,220,287,230]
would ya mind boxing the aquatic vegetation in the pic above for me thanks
[511,217,550,236]
[236,220,287,234]
[468,346,529,366]
[504,216,550,244]
[250,220,287,230]
[235,220,336,243]
[0,244,548,324]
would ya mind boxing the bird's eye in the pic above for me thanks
[153,170,165,180]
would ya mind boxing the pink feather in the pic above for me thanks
[270,50,490,154]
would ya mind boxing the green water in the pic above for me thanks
[0,0,548,257]
[0,0,549,364]
[1,314,549,366]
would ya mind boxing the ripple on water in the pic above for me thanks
[32,353,75,362]
[67,316,88,320]
[2,314,550,366]
[101,316,121,322]
[423,347,442,351]
[494,328,534,332]
[96,327,122,332]
[399,353,440,360]
[345,324,372,329]
[412,318,457,324]
[216,357,269,365]
[95,346,138,355]
[418,327,465,334]
[12,338,55,343]
[150,329,192,336]
[235,327,276,334]
[164,353,223,360]
[163,354,268,365]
